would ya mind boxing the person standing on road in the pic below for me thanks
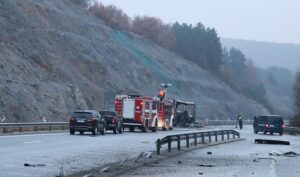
[238,115,243,130]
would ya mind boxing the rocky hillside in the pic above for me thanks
[0,0,268,122]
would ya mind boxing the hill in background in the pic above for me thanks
[0,0,268,122]
[221,38,297,118]
[221,38,300,72]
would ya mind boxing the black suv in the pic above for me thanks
[99,110,123,134]
[69,110,106,135]
[253,115,284,135]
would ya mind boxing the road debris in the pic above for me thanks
[269,150,299,157]
[134,151,153,162]
[207,151,212,155]
[254,139,290,145]
[177,160,182,164]
[101,167,109,172]
[120,157,130,166]
[197,164,216,167]
[24,163,46,167]
[253,157,276,162]
[82,174,94,177]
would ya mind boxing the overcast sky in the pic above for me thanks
[100,0,300,44]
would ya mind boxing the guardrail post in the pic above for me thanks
[156,139,161,155]
[194,133,197,146]
[233,131,236,139]
[177,135,181,150]
[208,132,211,143]
[34,126,37,132]
[168,136,171,152]
[202,133,205,144]
[215,131,218,142]
[227,131,230,140]
[19,127,22,133]
[222,131,224,141]
[237,132,240,138]
[186,134,189,148]
[49,126,51,131]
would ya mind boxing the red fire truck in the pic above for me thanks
[115,94,174,132]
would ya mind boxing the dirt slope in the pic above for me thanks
[0,0,268,122]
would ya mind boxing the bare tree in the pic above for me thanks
[291,72,300,126]
[131,16,175,49]
[89,2,130,31]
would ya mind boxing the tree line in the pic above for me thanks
[86,1,273,113]
[71,0,273,114]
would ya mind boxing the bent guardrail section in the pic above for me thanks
[156,130,240,155]
[0,122,69,134]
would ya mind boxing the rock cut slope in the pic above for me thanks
[0,0,268,122]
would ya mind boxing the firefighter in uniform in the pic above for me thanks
[158,89,166,102]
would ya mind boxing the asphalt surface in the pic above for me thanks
[0,127,211,177]
[120,126,300,177]
[1,126,299,177]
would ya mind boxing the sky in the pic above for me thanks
[100,0,300,44]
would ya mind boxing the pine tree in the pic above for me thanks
[291,72,300,126]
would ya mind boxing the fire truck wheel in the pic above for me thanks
[151,120,158,132]
[129,127,135,132]
[79,131,84,135]
[162,127,167,131]
[169,127,173,130]
[141,126,147,132]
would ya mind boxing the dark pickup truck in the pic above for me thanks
[99,110,123,134]
[253,115,284,135]
[69,110,106,135]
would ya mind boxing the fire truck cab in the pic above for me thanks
[115,95,174,132]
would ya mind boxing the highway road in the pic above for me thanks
[0,127,206,177]
[1,126,299,177]
[120,126,300,177]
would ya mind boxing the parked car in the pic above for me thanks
[99,110,123,134]
[69,110,106,135]
[253,115,284,135]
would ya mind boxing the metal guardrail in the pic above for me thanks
[285,126,300,134]
[204,120,253,126]
[156,130,240,155]
[0,122,69,134]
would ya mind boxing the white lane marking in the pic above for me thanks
[23,141,42,144]
[0,133,67,139]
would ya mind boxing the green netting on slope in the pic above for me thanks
[109,30,181,95]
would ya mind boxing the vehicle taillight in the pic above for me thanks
[115,100,118,104]
[282,124,285,128]
[265,124,269,128]
[136,106,140,109]
[69,118,75,125]
[112,118,116,124]
[88,118,96,126]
